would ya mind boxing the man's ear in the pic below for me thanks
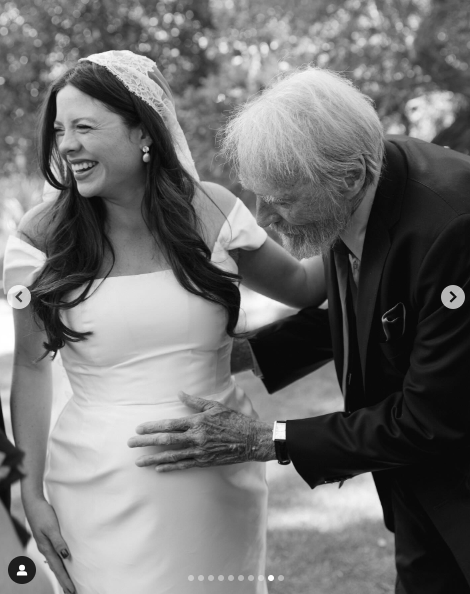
[342,155,366,200]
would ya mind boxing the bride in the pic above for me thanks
[3,50,324,594]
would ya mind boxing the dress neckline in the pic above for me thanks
[9,198,241,281]
[93,269,173,281]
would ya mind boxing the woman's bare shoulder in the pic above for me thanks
[17,201,55,252]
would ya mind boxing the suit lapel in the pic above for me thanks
[323,139,408,394]
[355,139,407,388]
[356,212,390,384]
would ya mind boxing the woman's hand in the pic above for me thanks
[22,495,75,594]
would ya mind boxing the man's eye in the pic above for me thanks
[77,125,91,130]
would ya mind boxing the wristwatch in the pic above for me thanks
[272,421,291,465]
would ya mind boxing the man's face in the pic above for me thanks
[253,181,354,258]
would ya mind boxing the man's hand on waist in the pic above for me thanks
[127,392,276,472]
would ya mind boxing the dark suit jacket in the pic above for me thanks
[249,136,470,582]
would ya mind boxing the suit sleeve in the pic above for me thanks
[286,214,470,488]
[248,306,333,393]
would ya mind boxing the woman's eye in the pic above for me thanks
[54,128,64,135]
[77,125,91,130]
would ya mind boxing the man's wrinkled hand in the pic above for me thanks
[127,392,275,472]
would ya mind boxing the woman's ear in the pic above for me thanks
[140,125,153,148]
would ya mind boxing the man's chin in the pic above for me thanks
[279,233,323,259]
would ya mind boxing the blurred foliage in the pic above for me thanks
[415,0,470,95]
[1,0,470,197]
[414,0,470,153]
[0,0,214,174]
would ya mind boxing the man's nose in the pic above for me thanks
[57,129,81,157]
[255,199,281,228]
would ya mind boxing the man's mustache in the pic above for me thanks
[272,224,306,236]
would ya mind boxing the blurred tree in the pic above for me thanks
[414,0,470,152]
[0,0,214,174]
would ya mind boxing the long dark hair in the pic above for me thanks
[31,61,242,358]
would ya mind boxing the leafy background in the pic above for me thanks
[1,0,470,188]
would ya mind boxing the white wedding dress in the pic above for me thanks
[3,198,269,594]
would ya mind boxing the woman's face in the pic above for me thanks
[54,84,148,201]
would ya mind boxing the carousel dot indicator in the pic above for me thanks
[218,575,224,581]
[258,574,265,581]
[228,575,234,581]
[208,575,214,581]
[188,575,194,581]
[238,575,244,581]
[279,575,285,581]
[268,575,275,581]
[198,575,204,581]
[248,575,254,581]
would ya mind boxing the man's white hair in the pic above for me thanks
[221,66,384,200]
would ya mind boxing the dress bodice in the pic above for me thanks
[3,198,267,406]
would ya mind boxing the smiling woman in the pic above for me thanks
[32,56,244,355]
[3,50,326,594]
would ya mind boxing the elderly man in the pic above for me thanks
[128,68,470,593]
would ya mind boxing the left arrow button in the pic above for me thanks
[7,285,31,310]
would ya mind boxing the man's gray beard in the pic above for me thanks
[277,219,347,259]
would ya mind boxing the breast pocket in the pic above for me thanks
[379,336,410,372]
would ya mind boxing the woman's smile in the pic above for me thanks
[69,160,99,180]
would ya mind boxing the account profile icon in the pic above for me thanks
[8,555,36,584]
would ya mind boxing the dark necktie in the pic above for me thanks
[333,240,364,411]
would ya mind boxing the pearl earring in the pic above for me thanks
[142,146,150,163]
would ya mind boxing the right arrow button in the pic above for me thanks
[441,285,465,309]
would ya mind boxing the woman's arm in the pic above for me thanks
[196,181,326,308]
[10,306,52,502]
[236,237,327,309]
[11,305,76,594]
[9,208,76,593]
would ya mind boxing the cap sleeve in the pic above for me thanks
[216,198,267,251]
[3,235,47,294]
[211,198,268,274]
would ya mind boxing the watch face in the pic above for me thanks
[274,422,287,441]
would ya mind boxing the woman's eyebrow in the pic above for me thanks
[53,117,99,126]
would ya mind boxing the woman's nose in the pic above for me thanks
[57,129,81,157]
[255,199,282,228]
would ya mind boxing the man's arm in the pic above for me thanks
[127,217,470,481]
[287,214,470,488]
[232,306,333,392]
